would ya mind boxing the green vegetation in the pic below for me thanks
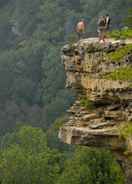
[107,44,132,61]
[109,29,132,39]
[125,8,132,27]
[120,122,132,140]
[0,0,130,183]
[104,67,132,81]
[119,122,132,154]
[58,147,124,184]
[0,126,125,184]
[0,0,130,134]
[0,126,63,184]
[109,9,132,39]
[80,97,95,110]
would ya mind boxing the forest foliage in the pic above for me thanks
[0,0,131,183]
[0,126,124,184]
[0,0,130,133]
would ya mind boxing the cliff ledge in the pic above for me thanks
[59,38,132,184]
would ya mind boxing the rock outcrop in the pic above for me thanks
[59,38,132,184]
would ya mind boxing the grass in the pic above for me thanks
[109,28,132,39]
[104,67,132,81]
[107,44,132,62]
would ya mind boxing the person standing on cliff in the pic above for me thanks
[75,19,86,40]
[97,15,111,43]
[97,16,107,43]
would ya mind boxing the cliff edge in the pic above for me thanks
[59,38,132,184]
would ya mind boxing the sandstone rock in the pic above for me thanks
[107,104,121,111]
[126,137,132,154]
[89,120,116,129]
[59,38,132,184]
[82,113,98,121]
[128,116,132,121]
[104,111,125,121]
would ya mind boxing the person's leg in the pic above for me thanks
[102,30,106,43]
[100,31,104,42]
[105,28,110,40]
[98,29,101,42]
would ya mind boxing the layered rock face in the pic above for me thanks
[59,38,132,184]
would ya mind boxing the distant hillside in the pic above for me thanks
[0,0,130,134]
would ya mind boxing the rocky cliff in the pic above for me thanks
[59,38,132,184]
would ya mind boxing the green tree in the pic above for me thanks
[0,126,63,184]
[58,147,124,184]
[15,0,41,37]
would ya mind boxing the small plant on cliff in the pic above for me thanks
[120,122,132,140]
[104,67,132,81]
[80,97,95,110]
[119,122,132,155]
[107,44,132,62]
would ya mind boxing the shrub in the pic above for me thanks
[120,122,132,140]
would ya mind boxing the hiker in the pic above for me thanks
[76,19,86,40]
[97,16,107,43]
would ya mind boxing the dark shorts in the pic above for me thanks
[98,27,107,36]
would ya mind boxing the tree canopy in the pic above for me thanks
[0,126,125,184]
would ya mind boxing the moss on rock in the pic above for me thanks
[120,122,132,140]
[119,122,132,155]
[104,67,132,81]
[107,44,132,62]
[80,97,95,110]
